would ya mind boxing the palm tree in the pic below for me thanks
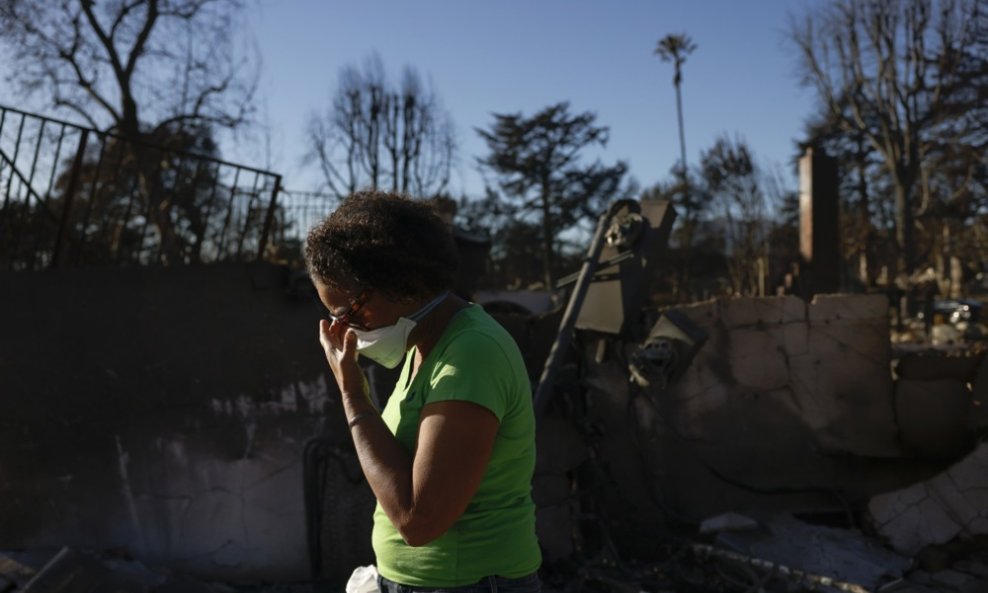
[655,33,697,191]
[656,33,697,298]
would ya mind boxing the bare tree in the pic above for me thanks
[0,0,259,263]
[789,0,985,276]
[0,0,257,138]
[700,135,770,296]
[306,54,456,201]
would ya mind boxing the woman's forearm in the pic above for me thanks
[340,390,428,544]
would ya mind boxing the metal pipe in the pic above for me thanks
[532,199,636,422]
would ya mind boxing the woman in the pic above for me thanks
[305,191,542,592]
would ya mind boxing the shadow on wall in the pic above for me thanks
[0,263,351,582]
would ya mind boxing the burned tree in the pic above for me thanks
[0,0,255,137]
[306,54,456,201]
[699,136,772,296]
[789,0,986,277]
[0,0,258,263]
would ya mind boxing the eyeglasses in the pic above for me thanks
[327,291,369,330]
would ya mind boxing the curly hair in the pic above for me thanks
[305,191,460,302]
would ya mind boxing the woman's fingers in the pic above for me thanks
[319,318,347,350]
[318,320,366,396]
[342,328,359,359]
[319,320,361,368]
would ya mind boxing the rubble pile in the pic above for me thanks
[537,509,988,592]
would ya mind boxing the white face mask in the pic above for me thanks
[352,292,448,369]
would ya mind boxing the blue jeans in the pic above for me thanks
[377,572,541,593]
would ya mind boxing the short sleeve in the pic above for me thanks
[425,330,512,421]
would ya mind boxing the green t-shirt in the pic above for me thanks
[371,304,541,587]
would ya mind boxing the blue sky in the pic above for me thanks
[245,0,818,197]
[0,0,820,199]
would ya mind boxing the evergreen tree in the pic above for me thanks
[476,102,630,289]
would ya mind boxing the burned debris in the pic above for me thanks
[2,111,987,593]
[517,198,988,592]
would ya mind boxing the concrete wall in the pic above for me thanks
[0,263,346,581]
[558,294,958,547]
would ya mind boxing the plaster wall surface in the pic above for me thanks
[579,294,921,525]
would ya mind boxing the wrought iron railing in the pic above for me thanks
[0,104,285,271]
[266,189,340,258]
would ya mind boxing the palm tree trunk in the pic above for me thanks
[675,74,692,298]
[675,78,688,187]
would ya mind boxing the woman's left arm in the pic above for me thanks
[322,320,499,547]
[349,399,499,547]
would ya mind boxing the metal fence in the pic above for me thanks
[0,104,285,271]
[267,189,339,256]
